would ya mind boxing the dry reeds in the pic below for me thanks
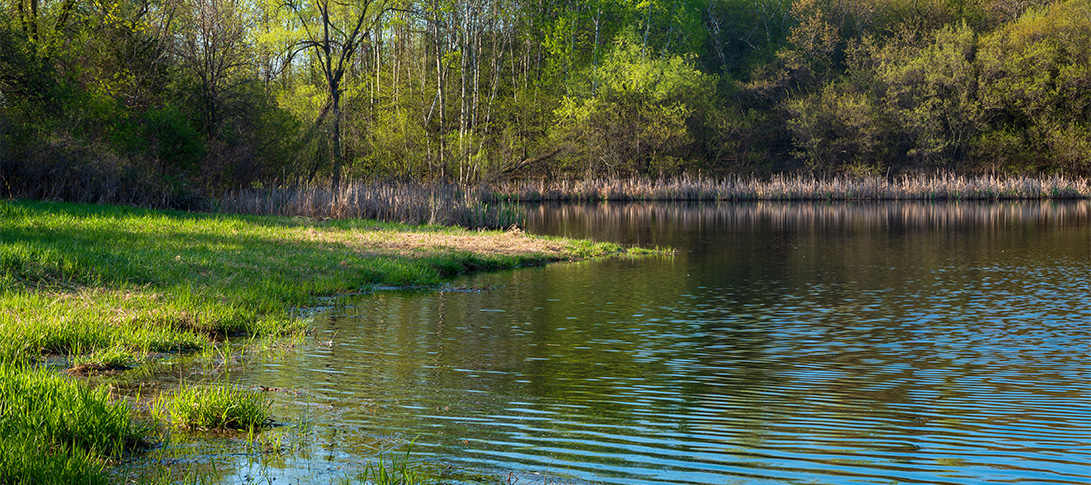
[215,174,1087,229]
[485,174,1091,202]
[219,181,522,228]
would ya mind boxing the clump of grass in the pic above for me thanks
[157,383,271,431]
[66,345,137,376]
[361,442,422,485]
[0,437,108,485]
[0,364,151,484]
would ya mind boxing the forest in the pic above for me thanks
[1,0,1089,206]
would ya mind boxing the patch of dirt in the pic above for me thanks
[64,362,132,376]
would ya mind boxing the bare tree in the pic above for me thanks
[176,0,250,140]
[287,0,390,188]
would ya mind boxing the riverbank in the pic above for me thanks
[0,199,641,483]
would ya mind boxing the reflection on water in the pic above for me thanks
[133,201,1090,484]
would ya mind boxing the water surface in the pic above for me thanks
[140,201,1091,484]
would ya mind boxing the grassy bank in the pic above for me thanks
[0,199,637,483]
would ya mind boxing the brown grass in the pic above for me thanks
[486,174,1091,201]
[302,226,570,258]
[219,181,518,228]
[213,174,1088,229]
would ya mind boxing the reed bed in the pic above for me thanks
[485,174,1091,202]
[215,176,1086,229]
[220,182,521,229]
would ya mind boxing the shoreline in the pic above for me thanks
[0,199,647,483]
[483,174,1091,202]
[216,175,1090,229]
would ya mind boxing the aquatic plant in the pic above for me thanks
[361,442,422,485]
[157,383,271,431]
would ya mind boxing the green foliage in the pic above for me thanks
[144,105,205,173]
[553,32,714,176]
[872,22,981,167]
[976,0,1091,172]
[786,83,885,173]
[4,0,1091,195]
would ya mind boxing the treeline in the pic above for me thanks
[1,0,1088,205]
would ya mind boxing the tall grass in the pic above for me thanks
[214,175,1087,229]
[483,174,1091,201]
[157,382,271,431]
[0,364,150,484]
[220,181,523,229]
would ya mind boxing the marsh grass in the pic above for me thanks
[0,199,632,481]
[214,176,1087,229]
[0,364,150,484]
[221,181,523,229]
[485,174,1091,201]
[360,442,423,485]
[157,382,271,431]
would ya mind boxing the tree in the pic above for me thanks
[977,0,1091,173]
[552,33,714,176]
[286,0,391,188]
[176,0,251,141]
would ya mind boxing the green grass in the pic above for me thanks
[360,442,423,485]
[0,198,640,482]
[157,382,271,431]
[0,199,631,363]
[0,364,151,485]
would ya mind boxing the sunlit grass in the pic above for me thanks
[157,382,271,431]
[0,199,629,359]
[0,198,639,481]
[0,364,150,484]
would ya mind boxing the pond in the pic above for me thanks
[125,201,1090,484]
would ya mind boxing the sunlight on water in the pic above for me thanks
[134,201,1090,484]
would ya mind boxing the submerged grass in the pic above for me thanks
[0,198,636,482]
[359,442,423,485]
